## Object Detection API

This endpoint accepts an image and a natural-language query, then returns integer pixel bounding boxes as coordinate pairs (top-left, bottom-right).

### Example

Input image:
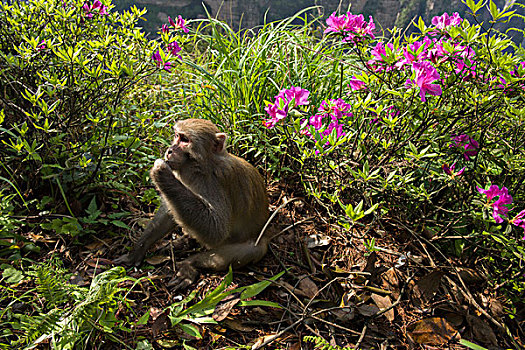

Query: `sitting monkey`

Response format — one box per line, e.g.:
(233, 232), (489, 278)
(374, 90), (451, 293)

(115, 119), (270, 289)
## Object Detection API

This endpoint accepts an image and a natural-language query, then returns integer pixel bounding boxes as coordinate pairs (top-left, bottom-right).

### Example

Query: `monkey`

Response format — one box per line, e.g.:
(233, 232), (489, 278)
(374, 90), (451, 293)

(114, 119), (270, 290)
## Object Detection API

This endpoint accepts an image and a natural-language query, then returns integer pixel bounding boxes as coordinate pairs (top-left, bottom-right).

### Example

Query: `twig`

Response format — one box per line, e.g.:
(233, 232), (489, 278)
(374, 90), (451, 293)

(255, 197), (301, 246)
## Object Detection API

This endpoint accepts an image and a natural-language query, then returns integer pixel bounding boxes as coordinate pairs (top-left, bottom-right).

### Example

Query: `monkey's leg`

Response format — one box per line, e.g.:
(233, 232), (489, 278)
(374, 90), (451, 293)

(168, 240), (268, 290)
(114, 202), (175, 266)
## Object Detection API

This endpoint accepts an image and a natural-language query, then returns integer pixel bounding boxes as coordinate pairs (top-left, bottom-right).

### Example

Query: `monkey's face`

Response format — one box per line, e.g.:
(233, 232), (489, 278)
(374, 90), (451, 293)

(164, 130), (191, 170)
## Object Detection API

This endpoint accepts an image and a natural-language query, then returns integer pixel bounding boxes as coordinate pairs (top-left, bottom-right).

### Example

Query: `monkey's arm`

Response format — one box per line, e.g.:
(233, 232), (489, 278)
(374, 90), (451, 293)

(150, 159), (230, 244)
(114, 201), (175, 266)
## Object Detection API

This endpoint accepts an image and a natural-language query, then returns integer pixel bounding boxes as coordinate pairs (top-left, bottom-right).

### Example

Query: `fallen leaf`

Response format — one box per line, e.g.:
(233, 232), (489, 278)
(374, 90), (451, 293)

(85, 241), (105, 250)
(488, 298), (506, 318)
(356, 304), (380, 317)
(213, 293), (241, 321)
(306, 233), (332, 248)
(408, 317), (459, 345)
(466, 315), (498, 346)
(371, 293), (394, 322)
(457, 267), (486, 284)
(298, 276), (318, 299)
(411, 270), (444, 307)
(145, 255), (171, 265)
(223, 319), (254, 332)
(251, 333), (291, 349)
(151, 309), (170, 337)
(332, 307), (355, 323)
(27, 233), (56, 243)
(86, 258), (113, 268)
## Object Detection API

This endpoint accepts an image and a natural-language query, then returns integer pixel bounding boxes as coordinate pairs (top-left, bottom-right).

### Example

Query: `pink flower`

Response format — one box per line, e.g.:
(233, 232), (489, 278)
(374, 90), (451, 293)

(168, 15), (189, 33)
(367, 42), (398, 71)
(83, 0), (108, 18)
(168, 41), (182, 58)
(349, 76), (366, 90)
(432, 12), (462, 30)
(301, 99), (351, 142)
(442, 162), (465, 178)
(510, 209), (525, 239)
(406, 61), (442, 102)
(325, 12), (351, 33)
(450, 134), (479, 160)
(399, 40), (428, 67)
(161, 24), (169, 33)
(277, 86), (310, 108)
(325, 12), (375, 43)
(152, 50), (172, 71)
(263, 86), (310, 128)
(477, 185), (513, 223)
(37, 40), (46, 51)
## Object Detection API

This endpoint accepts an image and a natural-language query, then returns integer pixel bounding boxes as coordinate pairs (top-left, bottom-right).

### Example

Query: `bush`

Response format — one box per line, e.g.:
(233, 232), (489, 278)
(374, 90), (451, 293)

(256, 5), (525, 303)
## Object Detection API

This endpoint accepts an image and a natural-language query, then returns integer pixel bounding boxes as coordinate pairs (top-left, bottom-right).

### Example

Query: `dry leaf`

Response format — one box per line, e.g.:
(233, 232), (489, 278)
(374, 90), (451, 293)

(466, 315), (498, 346)
(371, 293), (394, 322)
(213, 293), (241, 321)
(86, 258), (113, 268)
(151, 309), (170, 337)
(356, 304), (380, 317)
(145, 255), (171, 265)
(306, 234), (332, 248)
(408, 317), (459, 345)
(223, 319), (254, 332)
(298, 277), (318, 299)
(411, 270), (444, 306)
(457, 267), (486, 284)
(488, 298), (506, 318)
(332, 307), (355, 323)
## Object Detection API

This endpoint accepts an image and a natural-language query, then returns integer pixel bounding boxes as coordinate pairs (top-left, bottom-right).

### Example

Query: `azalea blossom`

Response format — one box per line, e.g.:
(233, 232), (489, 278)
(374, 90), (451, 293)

(152, 50), (172, 72)
(325, 12), (375, 43)
(349, 76), (366, 90)
(431, 12), (462, 31)
(477, 185), (513, 223)
(82, 0), (108, 18)
(301, 99), (351, 143)
(264, 86), (310, 128)
(442, 162), (465, 178)
(399, 40), (428, 67)
(406, 61), (442, 102)
(510, 209), (525, 239)
(168, 15), (189, 33)
(168, 41), (182, 58)
(450, 134), (479, 160)
(37, 40), (46, 51)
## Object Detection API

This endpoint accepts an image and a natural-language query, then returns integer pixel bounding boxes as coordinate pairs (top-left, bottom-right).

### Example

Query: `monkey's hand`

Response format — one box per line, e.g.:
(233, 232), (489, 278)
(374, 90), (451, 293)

(113, 251), (143, 267)
(151, 159), (172, 177)
(167, 260), (199, 291)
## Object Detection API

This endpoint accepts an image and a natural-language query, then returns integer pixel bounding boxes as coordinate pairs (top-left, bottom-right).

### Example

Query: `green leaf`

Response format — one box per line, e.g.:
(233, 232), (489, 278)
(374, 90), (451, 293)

(179, 323), (202, 339)
(240, 270), (285, 300)
(459, 339), (489, 350)
(238, 300), (281, 308)
(136, 311), (150, 326)
(2, 266), (24, 284)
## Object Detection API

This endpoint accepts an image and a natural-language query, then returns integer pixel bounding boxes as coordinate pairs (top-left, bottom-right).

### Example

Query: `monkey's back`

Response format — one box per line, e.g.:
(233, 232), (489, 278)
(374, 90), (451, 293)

(219, 154), (269, 243)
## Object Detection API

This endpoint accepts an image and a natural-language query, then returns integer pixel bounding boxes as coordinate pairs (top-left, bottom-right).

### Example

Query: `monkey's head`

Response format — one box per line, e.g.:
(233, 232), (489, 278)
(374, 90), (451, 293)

(165, 119), (228, 170)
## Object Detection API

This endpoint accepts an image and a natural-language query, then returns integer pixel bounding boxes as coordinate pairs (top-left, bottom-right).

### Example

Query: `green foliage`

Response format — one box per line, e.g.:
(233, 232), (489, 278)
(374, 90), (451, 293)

(303, 335), (350, 350)
(0, 0), (174, 228)
(167, 267), (283, 339)
(186, 2), (525, 307)
(1, 259), (132, 349)
(185, 10), (346, 172)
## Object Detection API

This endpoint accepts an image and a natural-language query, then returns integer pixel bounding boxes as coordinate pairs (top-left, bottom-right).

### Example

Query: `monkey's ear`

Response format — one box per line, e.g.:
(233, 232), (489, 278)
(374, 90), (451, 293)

(214, 133), (228, 153)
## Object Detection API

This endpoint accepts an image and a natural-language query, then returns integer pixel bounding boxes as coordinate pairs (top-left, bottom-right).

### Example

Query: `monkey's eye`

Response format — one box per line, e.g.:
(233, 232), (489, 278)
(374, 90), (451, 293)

(179, 134), (189, 143)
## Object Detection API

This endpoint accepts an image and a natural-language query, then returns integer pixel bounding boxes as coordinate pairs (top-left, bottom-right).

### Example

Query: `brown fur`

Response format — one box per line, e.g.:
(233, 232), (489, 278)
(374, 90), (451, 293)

(115, 119), (269, 289)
